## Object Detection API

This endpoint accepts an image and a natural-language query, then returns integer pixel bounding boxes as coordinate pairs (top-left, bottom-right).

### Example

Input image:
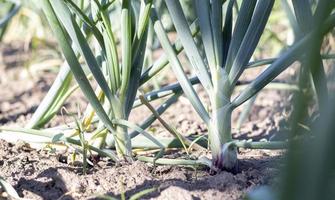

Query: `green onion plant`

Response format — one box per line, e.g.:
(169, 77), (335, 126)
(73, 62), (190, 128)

(37, 0), (159, 160)
(151, 0), (335, 171)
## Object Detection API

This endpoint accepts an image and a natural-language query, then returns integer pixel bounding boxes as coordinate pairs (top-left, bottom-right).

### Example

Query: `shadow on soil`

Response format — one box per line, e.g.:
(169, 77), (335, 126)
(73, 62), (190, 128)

(98, 155), (283, 200)
(15, 167), (75, 200)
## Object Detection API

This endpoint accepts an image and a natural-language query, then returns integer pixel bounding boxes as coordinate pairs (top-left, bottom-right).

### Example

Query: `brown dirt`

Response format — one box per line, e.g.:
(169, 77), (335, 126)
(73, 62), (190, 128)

(0, 139), (282, 200)
(0, 43), (288, 199)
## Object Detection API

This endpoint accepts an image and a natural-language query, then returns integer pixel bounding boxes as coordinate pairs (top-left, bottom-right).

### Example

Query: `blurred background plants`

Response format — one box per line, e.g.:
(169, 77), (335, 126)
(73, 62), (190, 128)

(247, 0), (335, 199)
(0, 0), (63, 78)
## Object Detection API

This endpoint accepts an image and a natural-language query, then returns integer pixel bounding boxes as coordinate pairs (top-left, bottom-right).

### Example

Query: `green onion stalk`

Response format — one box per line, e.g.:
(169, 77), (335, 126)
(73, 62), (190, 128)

(209, 68), (236, 170)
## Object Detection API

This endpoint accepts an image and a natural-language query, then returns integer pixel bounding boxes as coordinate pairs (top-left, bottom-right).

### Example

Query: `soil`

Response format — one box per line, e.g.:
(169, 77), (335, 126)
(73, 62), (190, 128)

(0, 140), (282, 200)
(0, 43), (288, 200)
